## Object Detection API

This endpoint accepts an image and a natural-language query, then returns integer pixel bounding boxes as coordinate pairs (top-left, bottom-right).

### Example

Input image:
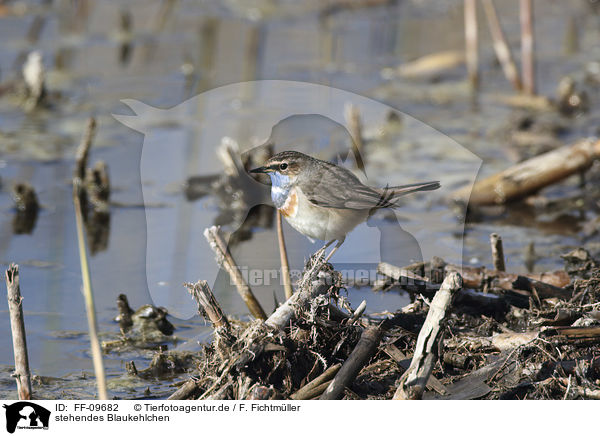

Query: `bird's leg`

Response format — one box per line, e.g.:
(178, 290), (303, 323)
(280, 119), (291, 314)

(324, 237), (345, 262)
(310, 239), (336, 264)
(311, 239), (336, 261)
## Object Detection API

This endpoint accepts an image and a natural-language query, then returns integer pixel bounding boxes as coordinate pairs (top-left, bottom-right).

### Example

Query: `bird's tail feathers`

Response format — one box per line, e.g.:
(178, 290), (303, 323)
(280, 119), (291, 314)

(376, 181), (440, 208)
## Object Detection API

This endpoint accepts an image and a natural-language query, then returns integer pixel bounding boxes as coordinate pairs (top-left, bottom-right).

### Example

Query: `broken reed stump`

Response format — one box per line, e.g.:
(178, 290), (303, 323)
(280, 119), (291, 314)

(490, 233), (506, 272)
(320, 325), (383, 400)
(344, 103), (366, 172)
(22, 51), (46, 111)
(291, 363), (341, 400)
(5, 264), (33, 400)
(204, 225), (267, 320)
(464, 0), (479, 89)
(452, 138), (600, 206)
(74, 117), (97, 182)
(520, 0), (535, 95)
(482, 0), (522, 91)
(116, 294), (134, 331)
(394, 271), (463, 400)
(185, 280), (230, 331)
(11, 183), (39, 235)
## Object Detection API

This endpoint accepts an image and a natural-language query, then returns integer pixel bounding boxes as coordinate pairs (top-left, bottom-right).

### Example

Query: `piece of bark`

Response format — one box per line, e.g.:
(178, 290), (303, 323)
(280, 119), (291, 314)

(452, 138), (600, 205)
(291, 364), (341, 400)
(5, 264), (32, 400)
(320, 325), (383, 400)
(204, 226), (267, 320)
(393, 272), (462, 400)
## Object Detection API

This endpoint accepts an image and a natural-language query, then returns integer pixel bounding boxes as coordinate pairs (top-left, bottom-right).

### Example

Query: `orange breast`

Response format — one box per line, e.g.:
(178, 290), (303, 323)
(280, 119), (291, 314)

(279, 189), (298, 218)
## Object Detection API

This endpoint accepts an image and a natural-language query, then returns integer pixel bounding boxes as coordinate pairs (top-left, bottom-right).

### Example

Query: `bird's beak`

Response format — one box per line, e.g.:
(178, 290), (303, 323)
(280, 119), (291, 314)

(249, 166), (270, 174)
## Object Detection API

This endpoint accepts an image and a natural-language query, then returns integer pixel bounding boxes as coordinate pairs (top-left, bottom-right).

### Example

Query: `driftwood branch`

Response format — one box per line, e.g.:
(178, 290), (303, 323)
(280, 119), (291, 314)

(5, 264), (32, 400)
(453, 138), (600, 205)
(204, 226), (267, 320)
(320, 325), (383, 400)
(394, 272), (462, 400)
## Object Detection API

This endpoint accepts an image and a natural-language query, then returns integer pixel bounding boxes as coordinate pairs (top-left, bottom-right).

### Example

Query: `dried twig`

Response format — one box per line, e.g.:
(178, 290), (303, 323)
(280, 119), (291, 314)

(204, 226), (267, 320)
(276, 211), (294, 300)
(73, 185), (108, 400)
(5, 265), (32, 400)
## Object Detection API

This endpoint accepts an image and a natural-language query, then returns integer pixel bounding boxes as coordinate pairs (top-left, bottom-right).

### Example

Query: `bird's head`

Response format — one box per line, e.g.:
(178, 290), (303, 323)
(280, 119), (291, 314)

(249, 151), (309, 188)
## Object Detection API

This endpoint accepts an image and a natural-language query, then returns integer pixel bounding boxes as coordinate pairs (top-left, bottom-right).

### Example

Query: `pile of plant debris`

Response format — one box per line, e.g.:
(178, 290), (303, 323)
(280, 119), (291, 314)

(111, 242), (598, 401)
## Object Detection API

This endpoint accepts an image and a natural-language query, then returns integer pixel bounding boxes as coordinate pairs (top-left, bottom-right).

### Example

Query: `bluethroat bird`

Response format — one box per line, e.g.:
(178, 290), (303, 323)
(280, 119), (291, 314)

(250, 151), (440, 261)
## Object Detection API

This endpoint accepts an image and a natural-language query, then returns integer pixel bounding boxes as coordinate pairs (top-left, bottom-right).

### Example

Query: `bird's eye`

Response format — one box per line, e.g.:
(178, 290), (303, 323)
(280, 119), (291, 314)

(279, 163), (288, 171)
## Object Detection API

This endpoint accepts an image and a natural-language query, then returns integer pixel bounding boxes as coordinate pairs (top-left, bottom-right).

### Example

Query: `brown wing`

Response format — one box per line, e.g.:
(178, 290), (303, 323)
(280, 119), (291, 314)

(300, 161), (439, 210)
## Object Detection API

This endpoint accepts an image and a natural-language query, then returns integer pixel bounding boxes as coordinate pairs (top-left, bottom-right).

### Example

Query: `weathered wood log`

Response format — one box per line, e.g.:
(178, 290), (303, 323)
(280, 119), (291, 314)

(168, 379), (200, 400)
(490, 233), (506, 272)
(389, 50), (465, 79)
(393, 272), (462, 400)
(5, 264), (32, 400)
(291, 363), (341, 400)
(512, 275), (571, 300)
(452, 138), (600, 205)
(444, 263), (570, 290)
(204, 226), (267, 320)
(320, 325), (383, 400)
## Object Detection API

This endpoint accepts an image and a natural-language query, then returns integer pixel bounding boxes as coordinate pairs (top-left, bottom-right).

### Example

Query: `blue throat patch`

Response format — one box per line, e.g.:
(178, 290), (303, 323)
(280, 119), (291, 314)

(269, 172), (292, 209)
